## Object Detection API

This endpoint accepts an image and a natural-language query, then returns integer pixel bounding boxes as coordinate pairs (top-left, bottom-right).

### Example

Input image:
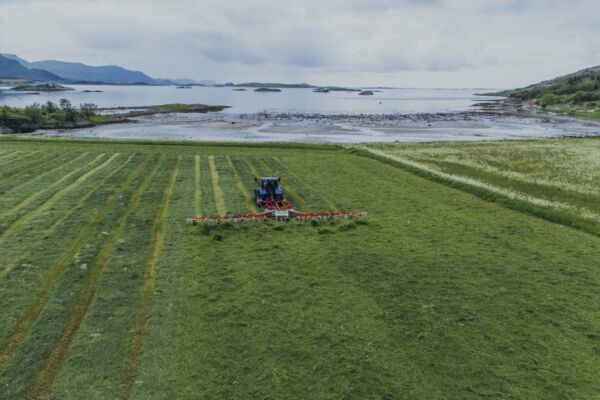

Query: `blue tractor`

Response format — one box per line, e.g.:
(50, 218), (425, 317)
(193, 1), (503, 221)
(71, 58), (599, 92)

(253, 176), (285, 208)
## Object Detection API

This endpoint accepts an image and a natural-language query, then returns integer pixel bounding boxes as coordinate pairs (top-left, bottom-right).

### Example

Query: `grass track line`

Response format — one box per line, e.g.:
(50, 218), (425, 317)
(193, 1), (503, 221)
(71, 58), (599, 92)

(0, 154), (138, 282)
(0, 259), (18, 281)
(0, 151), (40, 169)
(0, 153), (121, 243)
(0, 150), (21, 162)
(253, 157), (311, 210)
(226, 156), (258, 212)
(120, 157), (181, 399)
(1, 153), (87, 197)
(0, 153), (105, 219)
(27, 158), (165, 400)
(0, 152), (58, 183)
(0, 157), (151, 373)
(194, 155), (201, 215)
(43, 153), (137, 237)
(271, 156), (337, 209)
(208, 155), (227, 215)
(0, 151), (26, 167)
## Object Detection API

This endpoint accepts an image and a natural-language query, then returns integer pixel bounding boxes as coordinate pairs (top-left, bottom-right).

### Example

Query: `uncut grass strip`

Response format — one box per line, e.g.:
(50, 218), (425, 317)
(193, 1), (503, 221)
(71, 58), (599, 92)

(200, 156), (216, 215)
(228, 156), (258, 212)
(120, 157), (181, 399)
(0, 151), (40, 169)
(251, 156), (312, 211)
(270, 156), (338, 210)
(26, 158), (165, 400)
(214, 156), (248, 213)
(208, 155), (227, 215)
(0, 153), (106, 219)
(357, 146), (600, 236)
(0, 156), (152, 373)
(0, 152), (59, 182)
(43, 153), (138, 237)
(0, 153), (140, 283)
(0, 153), (121, 243)
(194, 154), (202, 215)
(0, 152), (88, 197)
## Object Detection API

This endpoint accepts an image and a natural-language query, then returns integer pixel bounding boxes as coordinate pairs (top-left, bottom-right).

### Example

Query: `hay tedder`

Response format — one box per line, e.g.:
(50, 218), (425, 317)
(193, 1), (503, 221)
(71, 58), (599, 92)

(187, 176), (367, 224)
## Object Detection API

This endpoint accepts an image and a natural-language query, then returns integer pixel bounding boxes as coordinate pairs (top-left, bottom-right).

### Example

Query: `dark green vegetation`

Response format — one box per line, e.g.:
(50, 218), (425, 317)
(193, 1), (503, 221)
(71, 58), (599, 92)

(10, 84), (73, 92)
(490, 65), (600, 120)
(0, 137), (598, 399)
(0, 101), (106, 133)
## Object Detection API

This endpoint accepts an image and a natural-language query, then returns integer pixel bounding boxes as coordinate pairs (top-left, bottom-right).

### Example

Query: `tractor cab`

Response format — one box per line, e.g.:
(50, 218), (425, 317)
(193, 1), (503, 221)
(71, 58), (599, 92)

(254, 176), (286, 208)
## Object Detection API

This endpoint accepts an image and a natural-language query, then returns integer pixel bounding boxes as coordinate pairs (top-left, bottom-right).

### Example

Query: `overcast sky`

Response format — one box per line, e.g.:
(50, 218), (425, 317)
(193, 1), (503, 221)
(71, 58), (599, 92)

(1, 0), (599, 88)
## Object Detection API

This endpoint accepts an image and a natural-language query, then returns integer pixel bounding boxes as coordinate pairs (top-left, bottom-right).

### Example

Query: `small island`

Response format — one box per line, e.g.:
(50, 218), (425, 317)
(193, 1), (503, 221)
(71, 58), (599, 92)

(254, 87), (282, 92)
(10, 83), (74, 92)
(358, 90), (374, 96)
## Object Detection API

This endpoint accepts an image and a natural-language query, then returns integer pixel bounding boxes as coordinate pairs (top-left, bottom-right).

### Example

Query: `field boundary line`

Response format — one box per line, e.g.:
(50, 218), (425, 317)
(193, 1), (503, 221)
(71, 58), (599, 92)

(226, 156), (258, 212)
(354, 146), (600, 236)
(1, 153), (87, 197)
(0, 153), (106, 219)
(0, 156), (152, 373)
(208, 155), (227, 215)
(271, 156), (337, 209)
(0, 153), (121, 243)
(120, 157), (180, 399)
(27, 157), (165, 400)
(194, 155), (201, 215)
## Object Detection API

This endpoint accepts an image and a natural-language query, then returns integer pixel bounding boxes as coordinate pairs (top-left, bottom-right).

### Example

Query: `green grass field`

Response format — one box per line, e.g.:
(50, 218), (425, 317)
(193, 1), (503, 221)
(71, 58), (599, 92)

(0, 137), (598, 399)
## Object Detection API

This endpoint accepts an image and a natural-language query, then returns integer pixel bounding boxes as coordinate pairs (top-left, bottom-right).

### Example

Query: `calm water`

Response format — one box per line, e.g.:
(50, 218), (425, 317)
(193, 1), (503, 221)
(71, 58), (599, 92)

(0, 85), (498, 115)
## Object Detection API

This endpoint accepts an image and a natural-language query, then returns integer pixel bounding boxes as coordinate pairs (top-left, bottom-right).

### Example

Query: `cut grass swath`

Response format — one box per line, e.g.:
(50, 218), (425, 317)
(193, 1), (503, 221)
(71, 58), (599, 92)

(27, 157), (165, 400)
(0, 152), (87, 197)
(0, 153), (121, 243)
(194, 155), (202, 216)
(0, 153), (106, 219)
(120, 157), (181, 399)
(208, 155), (226, 215)
(226, 156), (257, 212)
(0, 156), (152, 373)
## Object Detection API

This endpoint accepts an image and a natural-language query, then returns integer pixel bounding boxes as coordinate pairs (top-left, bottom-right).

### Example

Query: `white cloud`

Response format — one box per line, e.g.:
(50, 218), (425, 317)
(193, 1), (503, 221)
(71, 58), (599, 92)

(0, 0), (599, 87)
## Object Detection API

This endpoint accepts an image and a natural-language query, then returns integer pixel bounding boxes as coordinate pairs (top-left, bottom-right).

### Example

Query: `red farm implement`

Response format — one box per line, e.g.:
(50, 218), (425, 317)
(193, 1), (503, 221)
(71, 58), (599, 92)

(187, 176), (367, 224)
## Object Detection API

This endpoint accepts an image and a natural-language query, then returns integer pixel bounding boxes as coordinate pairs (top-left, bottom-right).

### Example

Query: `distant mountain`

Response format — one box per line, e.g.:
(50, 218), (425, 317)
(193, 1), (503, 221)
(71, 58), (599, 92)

(0, 54), (63, 81)
(29, 60), (157, 84)
(0, 53), (31, 67)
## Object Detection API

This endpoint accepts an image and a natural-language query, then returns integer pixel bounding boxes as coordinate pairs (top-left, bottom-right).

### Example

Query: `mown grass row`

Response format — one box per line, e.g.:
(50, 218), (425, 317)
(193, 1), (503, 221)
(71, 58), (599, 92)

(0, 150), (303, 398)
(0, 140), (598, 399)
